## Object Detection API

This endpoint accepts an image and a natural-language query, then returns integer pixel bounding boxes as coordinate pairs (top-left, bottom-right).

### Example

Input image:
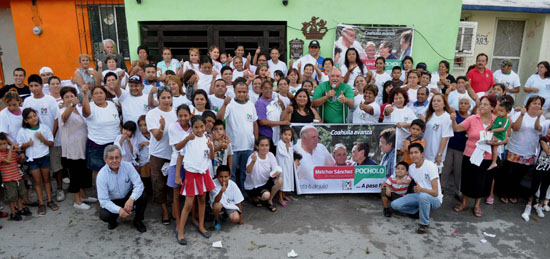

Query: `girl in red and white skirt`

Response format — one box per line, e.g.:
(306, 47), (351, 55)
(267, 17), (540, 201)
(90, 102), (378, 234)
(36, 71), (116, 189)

(175, 115), (215, 245)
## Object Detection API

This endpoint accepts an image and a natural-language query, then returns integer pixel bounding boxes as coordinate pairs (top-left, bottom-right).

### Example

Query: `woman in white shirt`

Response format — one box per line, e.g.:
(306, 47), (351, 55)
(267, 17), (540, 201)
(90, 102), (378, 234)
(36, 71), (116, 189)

(59, 87), (95, 210)
(82, 84), (120, 179)
(501, 96), (545, 204)
(145, 88), (178, 224)
(368, 57), (392, 105)
(100, 55), (128, 88)
(446, 76), (476, 114)
(383, 87), (417, 150)
(341, 48), (366, 86)
(403, 70), (420, 104)
(423, 94), (454, 165)
(353, 84), (380, 124)
(524, 61), (550, 111)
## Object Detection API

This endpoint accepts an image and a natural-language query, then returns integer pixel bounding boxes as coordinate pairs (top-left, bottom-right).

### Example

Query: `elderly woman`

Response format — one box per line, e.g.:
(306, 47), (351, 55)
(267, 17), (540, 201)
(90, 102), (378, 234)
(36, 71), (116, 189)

(95, 39), (127, 71)
(500, 96), (544, 204)
(72, 54), (102, 101)
(281, 88), (321, 123)
(59, 86), (96, 209)
(451, 95), (497, 217)
(441, 97), (471, 200)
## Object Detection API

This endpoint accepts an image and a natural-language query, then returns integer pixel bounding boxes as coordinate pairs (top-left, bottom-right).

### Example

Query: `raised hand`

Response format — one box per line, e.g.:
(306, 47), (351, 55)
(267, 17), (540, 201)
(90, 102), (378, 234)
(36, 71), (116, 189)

(338, 91), (346, 103)
(159, 115), (165, 128)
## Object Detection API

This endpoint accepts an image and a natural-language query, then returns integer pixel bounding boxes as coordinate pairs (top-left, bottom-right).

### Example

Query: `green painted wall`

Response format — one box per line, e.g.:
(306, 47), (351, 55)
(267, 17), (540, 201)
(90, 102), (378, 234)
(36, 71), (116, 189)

(124, 0), (462, 72)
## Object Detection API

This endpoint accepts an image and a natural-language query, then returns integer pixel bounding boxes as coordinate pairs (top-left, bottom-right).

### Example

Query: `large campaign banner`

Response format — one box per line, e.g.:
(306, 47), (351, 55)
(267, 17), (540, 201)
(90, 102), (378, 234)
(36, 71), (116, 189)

(333, 25), (414, 71)
(292, 123), (396, 194)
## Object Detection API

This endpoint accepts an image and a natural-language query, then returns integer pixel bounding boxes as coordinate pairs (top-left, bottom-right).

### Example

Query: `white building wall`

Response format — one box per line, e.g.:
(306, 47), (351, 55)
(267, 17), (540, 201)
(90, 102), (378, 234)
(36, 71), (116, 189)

(0, 8), (21, 85)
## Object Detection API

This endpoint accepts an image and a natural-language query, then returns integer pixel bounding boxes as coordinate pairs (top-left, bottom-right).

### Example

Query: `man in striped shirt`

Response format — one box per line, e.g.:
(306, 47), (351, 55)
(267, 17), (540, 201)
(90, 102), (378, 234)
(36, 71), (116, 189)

(381, 161), (411, 217)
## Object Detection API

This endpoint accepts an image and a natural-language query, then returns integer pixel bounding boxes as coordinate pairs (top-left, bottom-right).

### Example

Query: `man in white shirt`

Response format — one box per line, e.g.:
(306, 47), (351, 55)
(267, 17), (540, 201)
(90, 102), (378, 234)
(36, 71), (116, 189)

(293, 40), (324, 74)
(493, 60), (521, 99)
(116, 75), (149, 123)
(391, 143), (442, 234)
(294, 125), (335, 181)
(217, 78), (259, 193)
(334, 26), (366, 66)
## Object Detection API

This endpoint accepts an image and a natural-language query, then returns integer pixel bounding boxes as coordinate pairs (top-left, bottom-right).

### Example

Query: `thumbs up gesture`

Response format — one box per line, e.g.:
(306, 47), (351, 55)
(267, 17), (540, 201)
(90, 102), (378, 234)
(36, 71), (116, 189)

(338, 91), (346, 103)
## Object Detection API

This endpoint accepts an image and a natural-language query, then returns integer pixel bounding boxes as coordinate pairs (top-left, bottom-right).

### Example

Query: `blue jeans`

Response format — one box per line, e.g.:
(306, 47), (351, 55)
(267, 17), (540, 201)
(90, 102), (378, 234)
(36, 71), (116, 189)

(231, 150), (253, 194)
(391, 192), (441, 225)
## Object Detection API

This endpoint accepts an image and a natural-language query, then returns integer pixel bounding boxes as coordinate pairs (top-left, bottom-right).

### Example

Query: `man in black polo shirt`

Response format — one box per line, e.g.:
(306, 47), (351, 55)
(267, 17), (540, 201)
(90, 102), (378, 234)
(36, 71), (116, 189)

(0, 68), (31, 100)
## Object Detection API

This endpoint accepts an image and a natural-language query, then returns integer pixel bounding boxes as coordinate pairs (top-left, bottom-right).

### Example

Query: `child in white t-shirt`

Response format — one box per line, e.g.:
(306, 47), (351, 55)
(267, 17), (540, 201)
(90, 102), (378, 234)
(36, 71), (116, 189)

(175, 115), (215, 244)
(114, 121), (139, 166)
(136, 115), (152, 195)
(210, 165), (244, 230)
(17, 108), (57, 215)
(276, 126), (294, 207)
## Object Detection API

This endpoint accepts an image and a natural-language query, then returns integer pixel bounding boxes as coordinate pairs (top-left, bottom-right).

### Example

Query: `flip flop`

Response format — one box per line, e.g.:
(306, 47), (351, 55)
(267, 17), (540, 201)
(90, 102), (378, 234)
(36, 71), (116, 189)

(473, 207), (483, 217)
(453, 203), (469, 212)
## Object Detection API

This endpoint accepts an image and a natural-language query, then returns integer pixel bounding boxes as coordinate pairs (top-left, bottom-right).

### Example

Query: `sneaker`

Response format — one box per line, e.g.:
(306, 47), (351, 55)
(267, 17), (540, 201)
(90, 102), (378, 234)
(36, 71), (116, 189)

(74, 202), (91, 210)
(56, 189), (65, 202)
(416, 224), (429, 234)
(522, 205), (531, 222)
(81, 197), (98, 203)
(213, 220), (222, 230)
(383, 208), (392, 217)
(10, 213), (22, 221)
(63, 177), (71, 184)
(544, 204), (550, 212)
(536, 205), (545, 218)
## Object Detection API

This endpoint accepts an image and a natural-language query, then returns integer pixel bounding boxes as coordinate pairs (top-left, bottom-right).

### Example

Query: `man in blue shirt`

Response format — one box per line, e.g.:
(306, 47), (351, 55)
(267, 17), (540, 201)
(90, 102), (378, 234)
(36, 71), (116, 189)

(97, 145), (148, 232)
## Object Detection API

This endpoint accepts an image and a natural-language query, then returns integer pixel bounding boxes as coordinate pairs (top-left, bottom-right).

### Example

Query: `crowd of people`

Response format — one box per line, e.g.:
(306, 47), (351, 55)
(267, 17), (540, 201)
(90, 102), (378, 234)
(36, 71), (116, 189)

(1, 37), (550, 241)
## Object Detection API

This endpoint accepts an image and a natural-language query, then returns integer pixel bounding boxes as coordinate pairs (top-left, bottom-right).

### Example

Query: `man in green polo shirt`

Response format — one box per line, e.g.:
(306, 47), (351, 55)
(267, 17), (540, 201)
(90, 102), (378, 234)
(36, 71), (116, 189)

(312, 68), (354, 123)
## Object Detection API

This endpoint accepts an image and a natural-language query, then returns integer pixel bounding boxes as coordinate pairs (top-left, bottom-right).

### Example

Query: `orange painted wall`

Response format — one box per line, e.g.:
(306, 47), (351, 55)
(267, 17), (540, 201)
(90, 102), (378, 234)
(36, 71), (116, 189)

(10, 0), (85, 80)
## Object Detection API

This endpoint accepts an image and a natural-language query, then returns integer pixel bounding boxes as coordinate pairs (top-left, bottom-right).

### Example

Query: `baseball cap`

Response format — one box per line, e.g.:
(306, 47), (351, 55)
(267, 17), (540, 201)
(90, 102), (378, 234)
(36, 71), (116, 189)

(309, 40), (320, 48)
(128, 75), (142, 83)
(500, 59), (513, 67)
(39, 67), (53, 75)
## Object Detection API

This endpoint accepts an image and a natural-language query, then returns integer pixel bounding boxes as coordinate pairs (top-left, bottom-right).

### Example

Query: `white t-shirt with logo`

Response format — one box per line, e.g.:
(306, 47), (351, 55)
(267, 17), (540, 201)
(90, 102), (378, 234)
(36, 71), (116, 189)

(181, 135), (211, 174)
(118, 91), (149, 123)
(244, 152), (278, 190)
(409, 160), (443, 203)
(224, 99), (257, 151)
(373, 72), (392, 104)
(208, 94), (225, 113)
(173, 95), (193, 109)
(86, 101), (120, 145)
(340, 65), (366, 86)
(423, 112), (454, 163)
(508, 112), (544, 157)
(23, 94), (59, 132)
(146, 107), (177, 159)
(197, 71), (214, 93)
(352, 99), (380, 124)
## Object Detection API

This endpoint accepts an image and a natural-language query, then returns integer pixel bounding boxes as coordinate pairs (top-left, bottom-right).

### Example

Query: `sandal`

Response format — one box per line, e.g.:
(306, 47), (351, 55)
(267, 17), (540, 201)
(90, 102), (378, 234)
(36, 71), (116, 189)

(47, 201), (59, 211)
(38, 205), (46, 215)
(283, 196), (292, 202)
(453, 203), (469, 212)
(278, 200), (288, 207)
(500, 197), (509, 204)
(473, 207), (483, 217)
(509, 198), (517, 204)
(251, 199), (263, 207)
(265, 202), (277, 212)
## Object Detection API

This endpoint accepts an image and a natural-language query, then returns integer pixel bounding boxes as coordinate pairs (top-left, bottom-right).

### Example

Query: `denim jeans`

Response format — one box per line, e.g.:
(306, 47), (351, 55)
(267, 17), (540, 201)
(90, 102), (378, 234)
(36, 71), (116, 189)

(391, 192), (441, 225)
(231, 150), (253, 194)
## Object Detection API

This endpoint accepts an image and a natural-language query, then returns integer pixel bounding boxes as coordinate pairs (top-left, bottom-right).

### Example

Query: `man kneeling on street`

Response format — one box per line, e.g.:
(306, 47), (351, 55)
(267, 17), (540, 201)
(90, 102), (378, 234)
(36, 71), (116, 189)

(97, 145), (148, 232)
(391, 143), (442, 234)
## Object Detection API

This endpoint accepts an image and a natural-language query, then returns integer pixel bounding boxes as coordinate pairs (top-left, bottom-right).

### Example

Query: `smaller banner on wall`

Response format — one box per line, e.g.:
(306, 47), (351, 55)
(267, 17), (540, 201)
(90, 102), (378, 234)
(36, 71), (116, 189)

(333, 25), (414, 71)
(292, 123), (396, 194)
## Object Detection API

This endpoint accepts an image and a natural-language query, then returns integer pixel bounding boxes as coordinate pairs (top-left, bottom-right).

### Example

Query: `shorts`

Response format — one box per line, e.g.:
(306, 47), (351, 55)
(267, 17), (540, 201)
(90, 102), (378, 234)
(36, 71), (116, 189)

(223, 208), (241, 216)
(381, 187), (403, 201)
(86, 139), (111, 171)
(28, 155), (51, 171)
(246, 177), (276, 198)
(49, 146), (63, 173)
(167, 164), (185, 188)
(3, 180), (28, 202)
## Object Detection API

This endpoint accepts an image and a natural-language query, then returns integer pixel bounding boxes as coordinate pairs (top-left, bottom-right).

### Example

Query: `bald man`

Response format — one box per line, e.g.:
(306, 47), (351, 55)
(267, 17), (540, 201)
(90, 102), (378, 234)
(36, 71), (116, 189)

(312, 68), (354, 123)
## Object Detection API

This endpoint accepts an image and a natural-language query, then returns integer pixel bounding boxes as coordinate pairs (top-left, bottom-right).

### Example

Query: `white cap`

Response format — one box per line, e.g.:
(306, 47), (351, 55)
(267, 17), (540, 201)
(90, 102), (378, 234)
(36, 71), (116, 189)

(39, 67), (53, 75)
